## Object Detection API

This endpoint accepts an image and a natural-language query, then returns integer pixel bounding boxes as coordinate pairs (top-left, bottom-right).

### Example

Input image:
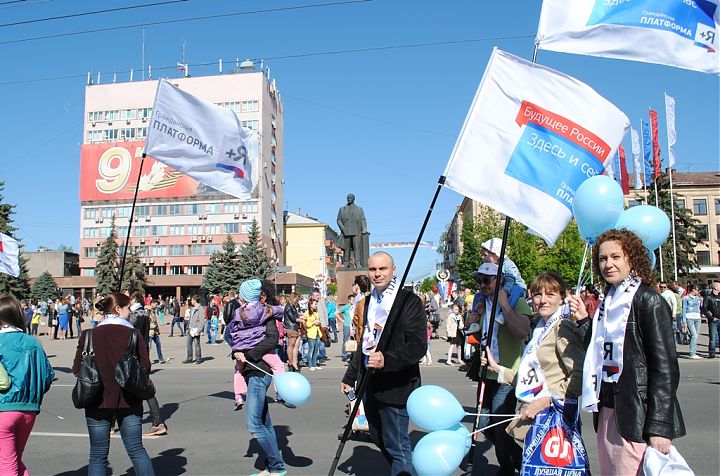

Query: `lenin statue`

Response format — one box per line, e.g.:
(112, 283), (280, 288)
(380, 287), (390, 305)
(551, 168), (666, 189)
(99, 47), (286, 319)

(336, 194), (369, 268)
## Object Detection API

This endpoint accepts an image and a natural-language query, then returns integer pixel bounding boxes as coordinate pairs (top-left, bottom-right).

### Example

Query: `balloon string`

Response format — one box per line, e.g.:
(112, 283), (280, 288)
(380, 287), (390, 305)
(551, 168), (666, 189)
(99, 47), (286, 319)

(575, 242), (590, 295)
(245, 360), (273, 377)
(468, 416), (521, 437)
(465, 413), (519, 417)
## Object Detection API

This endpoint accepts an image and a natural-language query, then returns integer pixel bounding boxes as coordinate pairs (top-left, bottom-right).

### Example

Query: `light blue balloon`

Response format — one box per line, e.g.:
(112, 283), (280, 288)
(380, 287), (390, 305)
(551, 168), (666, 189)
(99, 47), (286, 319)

(412, 430), (466, 476)
(614, 205), (671, 250)
(647, 248), (657, 270)
(407, 385), (465, 431)
(274, 372), (311, 406)
(572, 175), (625, 244)
(445, 423), (471, 455)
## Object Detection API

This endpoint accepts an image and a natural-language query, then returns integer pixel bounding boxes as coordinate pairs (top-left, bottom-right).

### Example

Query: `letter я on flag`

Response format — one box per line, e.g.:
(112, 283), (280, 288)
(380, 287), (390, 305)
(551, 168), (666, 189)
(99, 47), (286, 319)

(144, 79), (257, 199)
(0, 232), (20, 278)
(442, 48), (629, 246)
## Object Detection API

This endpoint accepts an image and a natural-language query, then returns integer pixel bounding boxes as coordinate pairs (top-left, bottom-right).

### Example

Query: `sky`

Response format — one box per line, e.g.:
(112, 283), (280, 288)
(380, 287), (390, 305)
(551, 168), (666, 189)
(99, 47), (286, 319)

(1, 0), (718, 283)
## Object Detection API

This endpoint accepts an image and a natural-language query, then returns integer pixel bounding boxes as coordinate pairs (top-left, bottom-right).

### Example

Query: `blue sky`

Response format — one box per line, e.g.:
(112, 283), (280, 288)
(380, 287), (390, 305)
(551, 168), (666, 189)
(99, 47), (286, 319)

(1, 0), (718, 282)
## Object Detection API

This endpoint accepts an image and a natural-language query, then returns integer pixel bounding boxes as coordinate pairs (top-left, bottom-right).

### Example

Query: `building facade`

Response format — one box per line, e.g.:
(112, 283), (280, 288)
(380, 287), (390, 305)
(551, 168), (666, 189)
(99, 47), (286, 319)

(283, 211), (343, 287)
(77, 69), (283, 298)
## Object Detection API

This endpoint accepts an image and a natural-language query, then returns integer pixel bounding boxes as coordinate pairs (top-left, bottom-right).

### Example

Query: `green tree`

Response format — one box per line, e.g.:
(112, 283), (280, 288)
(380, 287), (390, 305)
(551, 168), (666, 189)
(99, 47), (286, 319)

(95, 217), (118, 295)
(203, 235), (244, 294)
(31, 271), (58, 300)
(202, 250), (225, 294)
(419, 276), (435, 293)
(237, 219), (275, 282)
(457, 211), (484, 286)
(120, 245), (147, 294)
(0, 181), (31, 298)
(56, 244), (75, 253)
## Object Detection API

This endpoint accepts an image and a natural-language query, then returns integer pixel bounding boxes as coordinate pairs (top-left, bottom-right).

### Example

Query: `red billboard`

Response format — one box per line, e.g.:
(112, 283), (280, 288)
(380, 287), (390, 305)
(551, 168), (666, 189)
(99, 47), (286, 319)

(79, 141), (202, 201)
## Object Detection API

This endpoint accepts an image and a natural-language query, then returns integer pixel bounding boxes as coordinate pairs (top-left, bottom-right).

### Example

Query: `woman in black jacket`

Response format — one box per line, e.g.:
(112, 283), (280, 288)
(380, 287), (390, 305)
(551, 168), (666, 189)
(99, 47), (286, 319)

(569, 229), (685, 476)
(283, 292), (301, 372)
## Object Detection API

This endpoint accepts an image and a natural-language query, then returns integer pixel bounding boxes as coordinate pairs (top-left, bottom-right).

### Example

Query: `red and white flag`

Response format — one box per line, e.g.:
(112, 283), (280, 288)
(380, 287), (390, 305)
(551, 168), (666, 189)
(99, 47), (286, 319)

(0, 233), (20, 278)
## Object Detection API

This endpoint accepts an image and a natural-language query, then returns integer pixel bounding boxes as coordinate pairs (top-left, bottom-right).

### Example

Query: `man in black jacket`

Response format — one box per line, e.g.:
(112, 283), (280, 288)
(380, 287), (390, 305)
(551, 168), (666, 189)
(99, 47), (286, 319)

(704, 281), (720, 359)
(341, 251), (426, 476)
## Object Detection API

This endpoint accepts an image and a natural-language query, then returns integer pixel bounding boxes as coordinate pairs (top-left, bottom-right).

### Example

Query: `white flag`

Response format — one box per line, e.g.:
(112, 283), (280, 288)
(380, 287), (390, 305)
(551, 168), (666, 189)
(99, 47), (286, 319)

(0, 233), (20, 278)
(144, 79), (257, 199)
(665, 93), (677, 167)
(536, 0), (720, 75)
(631, 127), (642, 190)
(442, 49), (629, 246)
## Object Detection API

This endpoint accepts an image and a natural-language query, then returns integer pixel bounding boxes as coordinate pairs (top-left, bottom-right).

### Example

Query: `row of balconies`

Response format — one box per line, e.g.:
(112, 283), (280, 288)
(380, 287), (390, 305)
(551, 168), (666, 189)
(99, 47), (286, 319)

(91, 213), (249, 224)
(91, 235), (215, 246)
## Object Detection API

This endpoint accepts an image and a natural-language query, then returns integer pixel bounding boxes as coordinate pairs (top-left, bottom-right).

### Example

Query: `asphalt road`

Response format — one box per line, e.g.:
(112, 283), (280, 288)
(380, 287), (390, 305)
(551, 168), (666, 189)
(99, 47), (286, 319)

(22, 322), (720, 476)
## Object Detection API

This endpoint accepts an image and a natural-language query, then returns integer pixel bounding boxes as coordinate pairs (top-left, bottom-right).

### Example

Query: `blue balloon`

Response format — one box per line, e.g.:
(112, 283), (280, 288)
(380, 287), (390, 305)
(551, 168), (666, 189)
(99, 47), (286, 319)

(647, 248), (657, 270)
(446, 423), (471, 455)
(274, 372), (311, 406)
(407, 385), (465, 431)
(412, 430), (466, 476)
(573, 175), (625, 244)
(614, 205), (671, 250)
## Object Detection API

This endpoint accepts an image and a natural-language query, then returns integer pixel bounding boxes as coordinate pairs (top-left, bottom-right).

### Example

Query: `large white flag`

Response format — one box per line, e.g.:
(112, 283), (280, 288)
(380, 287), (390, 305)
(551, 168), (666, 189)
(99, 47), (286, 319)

(665, 93), (677, 167)
(442, 49), (629, 246)
(144, 79), (257, 199)
(631, 127), (643, 190)
(0, 233), (20, 278)
(536, 0), (720, 75)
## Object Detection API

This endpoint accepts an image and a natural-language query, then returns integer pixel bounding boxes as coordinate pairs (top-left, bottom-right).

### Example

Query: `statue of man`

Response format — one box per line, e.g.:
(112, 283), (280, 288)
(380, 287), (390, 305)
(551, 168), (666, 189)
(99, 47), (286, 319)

(336, 194), (369, 268)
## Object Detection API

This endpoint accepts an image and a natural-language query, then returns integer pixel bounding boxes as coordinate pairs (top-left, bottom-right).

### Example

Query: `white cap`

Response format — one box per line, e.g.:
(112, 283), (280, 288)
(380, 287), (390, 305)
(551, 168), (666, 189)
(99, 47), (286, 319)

(481, 238), (503, 257)
(472, 262), (499, 277)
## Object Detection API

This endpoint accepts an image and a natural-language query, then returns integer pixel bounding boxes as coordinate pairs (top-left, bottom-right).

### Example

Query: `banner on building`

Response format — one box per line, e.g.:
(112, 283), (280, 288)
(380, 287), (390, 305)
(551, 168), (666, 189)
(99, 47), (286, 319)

(0, 233), (20, 278)
(536, 0), (720, 75)
(144, 79), (259, 200)
(442, 48), (629, 246)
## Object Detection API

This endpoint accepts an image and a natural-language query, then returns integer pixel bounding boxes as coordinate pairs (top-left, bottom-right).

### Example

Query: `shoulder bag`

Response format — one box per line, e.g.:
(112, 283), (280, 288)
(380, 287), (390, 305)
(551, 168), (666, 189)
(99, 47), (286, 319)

(115, 330), (156, 401)
(72, 330), (104, 408)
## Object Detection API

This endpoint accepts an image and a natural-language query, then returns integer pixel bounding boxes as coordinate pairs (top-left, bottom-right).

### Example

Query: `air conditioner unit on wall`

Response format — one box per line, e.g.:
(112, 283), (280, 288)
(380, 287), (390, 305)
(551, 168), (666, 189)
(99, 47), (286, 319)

(200, 236), (206, 242)
(206, 236), (212, 242)
(139, 238), (145, 244)
(191, 236), (197, 242)
(155, 237), (160, 243)
(145, 216), (151, 222)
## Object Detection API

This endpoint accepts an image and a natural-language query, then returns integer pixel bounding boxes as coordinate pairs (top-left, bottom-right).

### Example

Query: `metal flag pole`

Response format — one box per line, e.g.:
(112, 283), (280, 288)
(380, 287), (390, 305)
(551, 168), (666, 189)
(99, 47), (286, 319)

(328, 176), (446, 476)
(117, 153), (146, 291)
(668, 164), (678, 282)
(653, 175), (665, 281)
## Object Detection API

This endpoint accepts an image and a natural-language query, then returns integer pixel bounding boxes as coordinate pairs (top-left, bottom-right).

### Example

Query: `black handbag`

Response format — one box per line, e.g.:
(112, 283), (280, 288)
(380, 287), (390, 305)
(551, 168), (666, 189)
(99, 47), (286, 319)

(114, 330), (155, 401)
(72, 330), (103, 409)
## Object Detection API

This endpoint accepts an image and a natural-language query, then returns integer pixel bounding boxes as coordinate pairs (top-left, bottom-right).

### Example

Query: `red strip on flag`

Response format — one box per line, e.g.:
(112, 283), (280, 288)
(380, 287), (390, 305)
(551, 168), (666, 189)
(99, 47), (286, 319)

(618, 145), (630, 194)
(649, 109), (661, 178)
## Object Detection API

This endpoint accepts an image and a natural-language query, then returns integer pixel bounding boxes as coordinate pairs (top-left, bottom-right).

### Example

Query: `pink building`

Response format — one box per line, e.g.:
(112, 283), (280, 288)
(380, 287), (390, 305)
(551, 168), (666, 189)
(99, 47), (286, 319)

(75, 69), (284, 298)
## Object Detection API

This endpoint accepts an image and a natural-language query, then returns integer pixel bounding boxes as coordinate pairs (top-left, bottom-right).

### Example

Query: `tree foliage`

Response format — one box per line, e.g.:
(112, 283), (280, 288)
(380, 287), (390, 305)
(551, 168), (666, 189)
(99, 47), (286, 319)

(0, 181), (31, 298)
(419, 276), (436, 293)
(120, 245), (147, 294)
(202, 235), (243, 295)
(456, 211), (484, 286)
(95, 217), (119, 295)
(31, 271), (58, 301)
(237, 218), (275, 282)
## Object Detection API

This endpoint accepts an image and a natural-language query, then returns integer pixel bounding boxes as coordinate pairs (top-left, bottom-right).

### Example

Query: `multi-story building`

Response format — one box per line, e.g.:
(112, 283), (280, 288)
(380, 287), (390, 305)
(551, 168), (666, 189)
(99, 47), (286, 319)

(77, 68), (283, 298)
(283, 211), (343, 288)
(626, 171), (720, 283)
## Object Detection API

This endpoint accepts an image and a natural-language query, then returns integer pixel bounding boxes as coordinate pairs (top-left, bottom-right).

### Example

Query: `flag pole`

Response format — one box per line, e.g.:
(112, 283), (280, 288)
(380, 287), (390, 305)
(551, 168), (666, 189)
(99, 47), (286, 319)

(668, 165), (678, 282)
(653, 178), (665, 281)
(117, 153), (146, 291)
(328, 176), (446, 476)
(641, 120), (648, 205)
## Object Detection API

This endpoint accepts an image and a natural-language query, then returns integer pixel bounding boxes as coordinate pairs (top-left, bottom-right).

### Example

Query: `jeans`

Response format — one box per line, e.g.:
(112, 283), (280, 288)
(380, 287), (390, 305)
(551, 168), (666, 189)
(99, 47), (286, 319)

(205, 320), (213, 342)
(300, 336), (308, 364)
(85, 410), (155, 476)
(687, 318), (701, 356)
(146, 395), (163, 426)
(363, 396), (415, 476)
(708, 319), (719, 357)
(245, 374), (285, 473)
(478, 380), (522, 475)
(341, 325), (351, 359)
(149, 334), (164, 361)
(328, 318), (338, 341)
(307, 336), (320, 368)
(209, 326), (218, 344)
(186, 334), (201, 362)
(75, 317), (83, 338)
(0, 411), (36, 476)
(170, 317), (183, 336)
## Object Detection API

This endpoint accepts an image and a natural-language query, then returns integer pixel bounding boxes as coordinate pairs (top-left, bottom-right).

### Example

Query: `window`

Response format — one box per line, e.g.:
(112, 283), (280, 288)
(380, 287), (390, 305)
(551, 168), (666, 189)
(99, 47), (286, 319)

(205, 203), (220, 214)
(187, 265), (204, 275)
(187, 224), (202, 236)
(120, 128), (135, 140)
(117, 206), (131, 218)
(241, 100), (259, 112)
(83, 247), (98, 258)
(151, 245), (165, 257)
(152, 225), (167, 236)
(693, 198), (707, 215)
(100, 227), (112, 238)
(205, 244), (221, 255)
(169, 245), (184, 256)
(118, 226), (128, 237)
(225, 223), (239, 234)
(628, 199), (642, 208)
(102, 208), (115, 218)
(84, 208), (98, 219)
(674, 198), (685, 210)
(151, 266), (166, 276)
(169, 266), (184, 275)
(187, 244), (202, 255)
(103, 129), (118, 141)
(169, 225), (184, 236)
(121, 109), (137, 120)
(135, 206), (149, 217)
(242, 202), (258, 213)
(83, 269), (96, 277)
(134, 226), (149, 237)
(169, 204), (183, 215)
(241, 223), (251, 233)
(241, 120), (259, 131)
(139, 107), (152, 119)
(696, 225), (709, 241)
(696, 250), (711, 266)
(188, 203), (204, 215)
(205, 223), (220, 235)
(154, 205), (167, 216)
(135, 246), (148, 257)
(137, 127), (148, 139)
(715, 198), (720, 215)
(105, 110), (119, 121)
(226, 203), (240, 213)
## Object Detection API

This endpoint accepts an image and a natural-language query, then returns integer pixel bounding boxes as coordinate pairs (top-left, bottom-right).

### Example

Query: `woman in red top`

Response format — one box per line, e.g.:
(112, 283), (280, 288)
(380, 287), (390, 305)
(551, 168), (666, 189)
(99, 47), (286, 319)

(72, 292), (156, 476)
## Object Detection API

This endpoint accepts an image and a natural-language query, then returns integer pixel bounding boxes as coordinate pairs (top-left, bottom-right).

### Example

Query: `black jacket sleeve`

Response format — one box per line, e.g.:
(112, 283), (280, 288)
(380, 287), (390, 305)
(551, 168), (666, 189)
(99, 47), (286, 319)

(243, 319), (278, 363)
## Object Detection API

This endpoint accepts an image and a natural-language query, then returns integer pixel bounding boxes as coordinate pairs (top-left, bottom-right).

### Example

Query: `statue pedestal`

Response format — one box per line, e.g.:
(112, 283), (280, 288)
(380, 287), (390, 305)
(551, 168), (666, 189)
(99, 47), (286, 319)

(336, 269), (367, 301)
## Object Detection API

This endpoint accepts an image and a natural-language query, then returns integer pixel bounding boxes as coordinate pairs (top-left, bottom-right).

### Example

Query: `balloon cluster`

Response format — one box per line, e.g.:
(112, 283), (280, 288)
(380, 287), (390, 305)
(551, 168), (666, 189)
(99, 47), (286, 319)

(408, 386), (470, 476)
(572, 175), (670, 269)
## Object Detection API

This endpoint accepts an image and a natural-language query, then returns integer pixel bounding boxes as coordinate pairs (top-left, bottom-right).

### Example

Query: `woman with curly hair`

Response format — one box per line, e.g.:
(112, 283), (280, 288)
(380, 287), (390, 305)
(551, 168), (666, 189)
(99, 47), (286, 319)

(569, 229), (685, 476)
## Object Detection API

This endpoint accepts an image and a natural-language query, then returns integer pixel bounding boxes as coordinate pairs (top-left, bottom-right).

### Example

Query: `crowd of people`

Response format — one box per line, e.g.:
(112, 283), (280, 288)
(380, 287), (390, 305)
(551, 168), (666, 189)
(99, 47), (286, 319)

(0, 234), (717, 475)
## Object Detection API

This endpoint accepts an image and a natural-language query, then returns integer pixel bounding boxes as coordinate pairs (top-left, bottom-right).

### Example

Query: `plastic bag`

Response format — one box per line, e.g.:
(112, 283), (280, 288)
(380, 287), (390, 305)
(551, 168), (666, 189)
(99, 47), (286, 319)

(643, 446), (694, 476)
(350, 398), (369, 432)
(521, 398), (590, 476)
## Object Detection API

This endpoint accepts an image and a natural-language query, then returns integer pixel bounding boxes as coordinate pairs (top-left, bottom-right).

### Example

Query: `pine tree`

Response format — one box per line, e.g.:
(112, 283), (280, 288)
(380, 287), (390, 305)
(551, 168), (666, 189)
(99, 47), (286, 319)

(0, 181), (31, 298)
(202, 250), (225, 294)
(237, 219), (274, 282)
(95, 216), (119, 295)
(120, 246), (147, 294)
(31, 271), (59, 300)
(651, 171), (702, 280)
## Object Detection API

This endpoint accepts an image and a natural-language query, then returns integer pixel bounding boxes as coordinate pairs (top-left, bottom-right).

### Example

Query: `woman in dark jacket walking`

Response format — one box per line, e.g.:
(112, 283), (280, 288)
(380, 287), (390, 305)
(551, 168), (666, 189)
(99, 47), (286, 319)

(72, 292), (155, 476)
(283, 292), (302, 372)
(569, 229), (685, 476)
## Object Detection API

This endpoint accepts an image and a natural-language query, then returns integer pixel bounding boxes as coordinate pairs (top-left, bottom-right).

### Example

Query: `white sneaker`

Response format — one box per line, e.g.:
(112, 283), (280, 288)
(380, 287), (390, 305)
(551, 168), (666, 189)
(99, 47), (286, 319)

(689, 355), (702, 359)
